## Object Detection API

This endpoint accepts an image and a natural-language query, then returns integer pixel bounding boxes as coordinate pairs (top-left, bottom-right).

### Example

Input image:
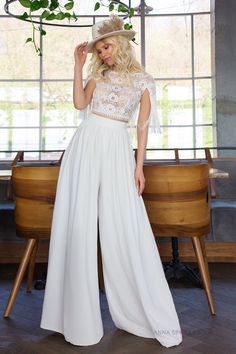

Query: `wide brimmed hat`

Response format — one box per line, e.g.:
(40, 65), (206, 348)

(87, 15), (136, 53)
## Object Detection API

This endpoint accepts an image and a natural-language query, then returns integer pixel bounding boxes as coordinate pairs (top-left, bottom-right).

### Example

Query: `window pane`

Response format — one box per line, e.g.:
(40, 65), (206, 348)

(0, 129), (10, 151)
(40, 151), (64, 160)
(129, 128), (163, 149)
(0, 19), (39, 79)
(195, 148), (214, 159)
(147, 149), (196, 159)
(156, 80), (193, 126)
(0, 82), (39, 128)
(42, 128), (76, 150)
(146, 149), (197, 159)
(79, 2), (113, 15)
(146, 16), (191, 77)
(0, 151), (64, 161)
(159, 126), (193, 148)
(195, 79), (212, 124)
(130, 17), (141, 62)
(0, 5), (5, 14)
(196, 126), (213, 147)
(0, 151), (18, 160)
(0, 128), (39, 150)
(19, 151), (64, 160)
(134, 0), (210, 14)
(194, 14), (211, 77)
(42, 82), (77, 127)
(177, 149), (195, 159)
(42, 18), (92, 80)
(145, 149), (180, 159)
(129, 126), (193, 149)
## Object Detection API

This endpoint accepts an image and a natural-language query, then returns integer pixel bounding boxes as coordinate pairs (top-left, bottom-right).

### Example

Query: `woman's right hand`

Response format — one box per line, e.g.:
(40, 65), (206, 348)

(74, 42), (88, 68)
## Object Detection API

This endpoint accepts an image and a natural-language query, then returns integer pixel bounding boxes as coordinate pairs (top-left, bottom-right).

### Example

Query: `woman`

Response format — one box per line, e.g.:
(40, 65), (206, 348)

(40, 15), (182, 348)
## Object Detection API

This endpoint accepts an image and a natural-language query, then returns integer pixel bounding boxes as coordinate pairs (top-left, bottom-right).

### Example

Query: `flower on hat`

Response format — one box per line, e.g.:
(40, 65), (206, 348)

(97, 15), (124, 36)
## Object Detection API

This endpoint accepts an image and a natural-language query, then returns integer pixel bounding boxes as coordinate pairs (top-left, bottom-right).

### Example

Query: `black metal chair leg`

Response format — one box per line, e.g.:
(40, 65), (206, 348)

(164, 237), (203, 288)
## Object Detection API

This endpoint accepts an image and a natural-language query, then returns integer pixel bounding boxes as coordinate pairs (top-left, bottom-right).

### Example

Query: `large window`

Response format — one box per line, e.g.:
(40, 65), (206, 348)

(0, 0), (212, 159)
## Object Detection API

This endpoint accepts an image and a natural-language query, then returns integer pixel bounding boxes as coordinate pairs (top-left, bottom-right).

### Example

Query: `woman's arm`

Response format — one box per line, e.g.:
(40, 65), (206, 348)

(135, 89), (151, 195)
(73, 42), (95, 109)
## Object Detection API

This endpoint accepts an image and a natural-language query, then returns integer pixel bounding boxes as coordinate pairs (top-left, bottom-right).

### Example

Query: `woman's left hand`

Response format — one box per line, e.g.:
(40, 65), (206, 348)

(134, 167), (145, 196)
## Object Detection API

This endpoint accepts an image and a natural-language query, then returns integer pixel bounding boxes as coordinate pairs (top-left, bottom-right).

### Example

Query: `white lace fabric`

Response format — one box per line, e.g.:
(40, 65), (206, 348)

(80, 70), (161, 133)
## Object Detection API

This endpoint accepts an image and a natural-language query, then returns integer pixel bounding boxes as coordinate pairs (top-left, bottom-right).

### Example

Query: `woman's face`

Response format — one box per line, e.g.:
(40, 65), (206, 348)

(95, 40), (114, 66)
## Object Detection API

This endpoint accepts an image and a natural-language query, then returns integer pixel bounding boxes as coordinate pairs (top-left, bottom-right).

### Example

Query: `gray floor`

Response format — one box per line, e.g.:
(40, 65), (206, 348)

(0, 263), (236, 354)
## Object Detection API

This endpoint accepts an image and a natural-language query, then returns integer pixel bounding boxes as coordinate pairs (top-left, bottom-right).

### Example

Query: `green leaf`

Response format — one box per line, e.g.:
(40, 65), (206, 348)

(41, 0), (49, 8)
(49, 0), (59, 11)
(40, 29), (47, 35)
(94, 2), (100, 11)
(64, 2), (74, 10)
(40, 9), (50, 19)
(118, 4), (129, 13)
(64, 12), (71, 18)
(55, 12), (66, 20)
(124, 23), (130, 30)
(17, 11), (29, 20)
(130, 8), (134, 17)
(46, 12), (56, 20)
(109, 3), (114, 11)
(18, 0), (31, 8)
(25, 37), (33, 44)
(30, 1), (42, 12)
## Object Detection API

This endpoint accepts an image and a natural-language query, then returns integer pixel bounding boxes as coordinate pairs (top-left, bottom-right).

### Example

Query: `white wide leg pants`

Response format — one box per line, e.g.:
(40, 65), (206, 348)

(40, 114), (182, 348)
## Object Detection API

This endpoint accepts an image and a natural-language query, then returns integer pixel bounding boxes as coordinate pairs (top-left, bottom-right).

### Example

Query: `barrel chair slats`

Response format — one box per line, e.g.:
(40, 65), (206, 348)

(143, 163), (216, 315)
(3, 165), (60, 318)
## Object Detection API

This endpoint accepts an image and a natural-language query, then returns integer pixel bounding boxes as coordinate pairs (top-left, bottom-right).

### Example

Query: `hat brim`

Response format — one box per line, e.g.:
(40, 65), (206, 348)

(87, 30), (136, 53)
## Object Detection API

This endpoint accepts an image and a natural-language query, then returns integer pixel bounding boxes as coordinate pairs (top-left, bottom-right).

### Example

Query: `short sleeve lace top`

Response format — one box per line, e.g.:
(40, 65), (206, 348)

(81, 70), (161, 133)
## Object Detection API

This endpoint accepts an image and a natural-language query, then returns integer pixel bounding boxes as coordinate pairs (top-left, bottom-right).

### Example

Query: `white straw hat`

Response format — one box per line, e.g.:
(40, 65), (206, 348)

(87, 16), (136, 53)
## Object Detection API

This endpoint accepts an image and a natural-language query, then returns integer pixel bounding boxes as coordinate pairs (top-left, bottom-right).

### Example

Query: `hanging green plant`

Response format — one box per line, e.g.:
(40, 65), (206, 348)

(16, 0), (78, 55)
(5, 0), (135, 56)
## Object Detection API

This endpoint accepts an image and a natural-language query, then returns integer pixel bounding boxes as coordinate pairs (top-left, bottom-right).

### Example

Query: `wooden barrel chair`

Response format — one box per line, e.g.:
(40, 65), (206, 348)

(143, 163), (216, 315)
(4, 165), (60, 317)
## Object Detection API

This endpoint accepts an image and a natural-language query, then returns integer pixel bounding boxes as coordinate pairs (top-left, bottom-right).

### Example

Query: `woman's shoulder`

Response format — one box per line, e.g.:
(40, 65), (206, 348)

(130, 70), (155, 92)
(131, 70), (154, 82)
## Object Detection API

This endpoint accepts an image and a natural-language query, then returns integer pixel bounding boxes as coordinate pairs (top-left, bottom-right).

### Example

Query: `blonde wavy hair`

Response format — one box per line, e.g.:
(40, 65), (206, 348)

(88, 35), (142, 81)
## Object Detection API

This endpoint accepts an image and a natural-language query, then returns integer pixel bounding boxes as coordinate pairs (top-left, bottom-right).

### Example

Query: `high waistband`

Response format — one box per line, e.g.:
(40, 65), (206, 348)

(82, 113), (128, 130)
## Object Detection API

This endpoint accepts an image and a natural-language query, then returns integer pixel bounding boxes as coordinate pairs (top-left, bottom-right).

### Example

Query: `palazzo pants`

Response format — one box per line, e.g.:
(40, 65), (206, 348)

(40, 113), (182, 348)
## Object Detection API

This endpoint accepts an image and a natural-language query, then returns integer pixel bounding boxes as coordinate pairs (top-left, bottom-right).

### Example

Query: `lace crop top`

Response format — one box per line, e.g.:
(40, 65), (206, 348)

(81, 70), (160, 133)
